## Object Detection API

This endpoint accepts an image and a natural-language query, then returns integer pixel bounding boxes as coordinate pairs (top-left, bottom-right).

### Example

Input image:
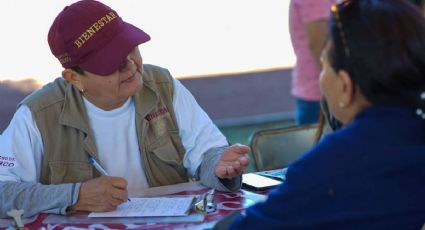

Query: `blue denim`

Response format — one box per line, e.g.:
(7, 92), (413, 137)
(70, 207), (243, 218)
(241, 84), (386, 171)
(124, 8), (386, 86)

(295, 98), (320, 125)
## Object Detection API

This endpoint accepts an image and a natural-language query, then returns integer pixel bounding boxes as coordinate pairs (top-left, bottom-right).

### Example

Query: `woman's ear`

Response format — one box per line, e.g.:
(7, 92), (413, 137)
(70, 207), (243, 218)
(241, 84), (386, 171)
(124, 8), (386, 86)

(62, 69), (84, 92)
(336, 69), (355, 108)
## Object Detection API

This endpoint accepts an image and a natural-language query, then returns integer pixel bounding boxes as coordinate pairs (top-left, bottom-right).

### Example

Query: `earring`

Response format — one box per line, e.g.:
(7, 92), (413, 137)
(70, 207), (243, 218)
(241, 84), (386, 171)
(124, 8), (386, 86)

(79, 88), (85, 94)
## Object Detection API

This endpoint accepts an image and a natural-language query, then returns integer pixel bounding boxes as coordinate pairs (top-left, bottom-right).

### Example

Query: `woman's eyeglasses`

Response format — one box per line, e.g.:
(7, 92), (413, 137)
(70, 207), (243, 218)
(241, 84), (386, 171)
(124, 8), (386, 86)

(331, 1), (351, 58)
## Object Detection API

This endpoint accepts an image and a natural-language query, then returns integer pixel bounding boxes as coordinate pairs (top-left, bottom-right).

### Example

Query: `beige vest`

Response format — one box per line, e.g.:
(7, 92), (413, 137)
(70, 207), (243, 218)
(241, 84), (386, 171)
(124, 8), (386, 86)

(20, 64), (189, 187)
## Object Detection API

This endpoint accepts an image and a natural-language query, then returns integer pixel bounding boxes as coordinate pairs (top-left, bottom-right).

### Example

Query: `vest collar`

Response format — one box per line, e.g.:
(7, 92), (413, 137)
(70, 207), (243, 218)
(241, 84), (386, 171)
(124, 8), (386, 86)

(58, 81), (159, 158)
(59, 84), (99, 157)
(59, 84), (90, 133)
(134, 81), (159, 119)
(58, 82), (159, 130)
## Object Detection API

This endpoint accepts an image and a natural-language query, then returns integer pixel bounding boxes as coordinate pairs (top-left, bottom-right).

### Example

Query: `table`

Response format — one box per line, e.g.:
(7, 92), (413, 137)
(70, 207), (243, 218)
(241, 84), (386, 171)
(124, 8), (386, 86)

(0, 182), (266, 230)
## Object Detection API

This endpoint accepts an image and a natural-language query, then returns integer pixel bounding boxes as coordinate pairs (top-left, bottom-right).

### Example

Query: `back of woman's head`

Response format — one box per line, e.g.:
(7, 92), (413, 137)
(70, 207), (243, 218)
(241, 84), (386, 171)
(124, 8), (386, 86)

(329, 0), (425, 111)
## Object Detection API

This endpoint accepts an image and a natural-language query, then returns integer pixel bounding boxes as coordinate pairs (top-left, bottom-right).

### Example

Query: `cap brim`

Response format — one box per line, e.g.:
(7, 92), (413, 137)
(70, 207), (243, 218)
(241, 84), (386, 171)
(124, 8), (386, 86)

(80, 22), (150, 76)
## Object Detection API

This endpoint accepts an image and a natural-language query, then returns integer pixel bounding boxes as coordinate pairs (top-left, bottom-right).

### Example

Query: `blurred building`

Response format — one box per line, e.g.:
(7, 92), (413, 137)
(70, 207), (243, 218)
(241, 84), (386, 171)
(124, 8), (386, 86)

(0, 69), (295, 142)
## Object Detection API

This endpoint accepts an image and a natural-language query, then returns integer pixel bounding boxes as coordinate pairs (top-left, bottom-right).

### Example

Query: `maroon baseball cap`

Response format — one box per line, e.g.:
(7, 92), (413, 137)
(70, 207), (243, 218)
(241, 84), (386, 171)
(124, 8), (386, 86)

(48, 0), (150, 76)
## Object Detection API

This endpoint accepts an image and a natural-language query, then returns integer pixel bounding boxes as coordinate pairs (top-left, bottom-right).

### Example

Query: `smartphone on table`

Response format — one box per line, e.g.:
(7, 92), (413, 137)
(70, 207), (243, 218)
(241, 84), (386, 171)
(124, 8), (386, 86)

(255, 168), (287, 181)
(242, 173), (282, 191)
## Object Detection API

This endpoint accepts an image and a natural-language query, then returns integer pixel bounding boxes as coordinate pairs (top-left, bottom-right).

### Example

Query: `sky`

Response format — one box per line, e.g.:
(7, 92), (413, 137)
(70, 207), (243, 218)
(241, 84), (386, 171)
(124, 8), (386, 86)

(0, 0), (294, 85)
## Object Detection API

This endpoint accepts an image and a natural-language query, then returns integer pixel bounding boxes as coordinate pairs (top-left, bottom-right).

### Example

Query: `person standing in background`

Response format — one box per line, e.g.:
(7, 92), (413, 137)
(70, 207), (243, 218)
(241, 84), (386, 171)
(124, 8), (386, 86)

(289, 0), (334, 125)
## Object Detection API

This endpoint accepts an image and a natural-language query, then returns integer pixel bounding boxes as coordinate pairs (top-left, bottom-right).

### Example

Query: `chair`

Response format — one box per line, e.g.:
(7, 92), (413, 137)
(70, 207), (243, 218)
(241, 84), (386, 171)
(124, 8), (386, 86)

(249, 124), (318, 171)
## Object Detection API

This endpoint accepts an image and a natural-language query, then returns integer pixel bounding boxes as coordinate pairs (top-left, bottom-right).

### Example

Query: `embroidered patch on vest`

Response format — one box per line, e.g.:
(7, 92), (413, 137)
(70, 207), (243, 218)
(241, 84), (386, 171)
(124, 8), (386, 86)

(146, 107), (169, 121)
(146, 107), (170, 137)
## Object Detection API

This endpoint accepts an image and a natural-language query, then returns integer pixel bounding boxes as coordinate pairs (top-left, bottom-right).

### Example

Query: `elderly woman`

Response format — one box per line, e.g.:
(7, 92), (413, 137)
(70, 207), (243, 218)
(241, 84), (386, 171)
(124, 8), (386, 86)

(0, 0), (250, 218)
(230, 0), (425, 229)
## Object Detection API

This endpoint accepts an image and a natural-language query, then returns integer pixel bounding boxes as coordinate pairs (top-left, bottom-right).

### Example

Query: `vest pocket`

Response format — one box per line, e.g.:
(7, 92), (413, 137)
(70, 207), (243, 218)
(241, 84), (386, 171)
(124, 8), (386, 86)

(49, 161), (93, 184)
(150, 136), (183, 166)
(147, 130), (188, 186)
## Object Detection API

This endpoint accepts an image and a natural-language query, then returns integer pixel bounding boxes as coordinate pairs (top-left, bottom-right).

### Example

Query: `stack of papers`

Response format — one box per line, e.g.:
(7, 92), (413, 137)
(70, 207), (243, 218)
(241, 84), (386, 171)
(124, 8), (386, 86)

(89, 196), (195, 218)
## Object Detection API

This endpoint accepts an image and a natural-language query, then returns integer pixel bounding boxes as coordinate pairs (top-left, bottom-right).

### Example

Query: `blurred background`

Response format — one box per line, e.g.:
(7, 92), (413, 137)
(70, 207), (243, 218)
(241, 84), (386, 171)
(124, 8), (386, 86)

(0, 0), (296, 145)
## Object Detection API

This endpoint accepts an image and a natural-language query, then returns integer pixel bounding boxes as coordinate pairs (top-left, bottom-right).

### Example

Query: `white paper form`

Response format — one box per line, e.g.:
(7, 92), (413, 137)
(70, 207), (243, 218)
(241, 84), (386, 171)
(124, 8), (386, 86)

(88, 196), (195, 218)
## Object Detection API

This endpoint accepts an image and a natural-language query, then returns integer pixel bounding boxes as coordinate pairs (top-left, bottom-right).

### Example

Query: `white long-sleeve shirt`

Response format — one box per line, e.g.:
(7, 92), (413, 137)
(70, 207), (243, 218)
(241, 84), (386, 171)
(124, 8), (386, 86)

(0, 78), (228, 196)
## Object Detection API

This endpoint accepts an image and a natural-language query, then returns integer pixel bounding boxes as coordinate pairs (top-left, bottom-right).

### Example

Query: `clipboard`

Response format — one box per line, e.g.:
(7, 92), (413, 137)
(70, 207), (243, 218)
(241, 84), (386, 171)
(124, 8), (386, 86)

(43, 187), (218, 225)
(43, 212), (205, 225)
(194, 189), (216, 213)
(88, 196), (196, 218)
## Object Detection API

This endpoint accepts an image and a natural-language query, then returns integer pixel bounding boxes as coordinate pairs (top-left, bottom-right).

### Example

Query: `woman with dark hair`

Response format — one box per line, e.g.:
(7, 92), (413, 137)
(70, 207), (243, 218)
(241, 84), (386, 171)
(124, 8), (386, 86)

(314, 0), (425, 142)
(229, 0), (425, 229)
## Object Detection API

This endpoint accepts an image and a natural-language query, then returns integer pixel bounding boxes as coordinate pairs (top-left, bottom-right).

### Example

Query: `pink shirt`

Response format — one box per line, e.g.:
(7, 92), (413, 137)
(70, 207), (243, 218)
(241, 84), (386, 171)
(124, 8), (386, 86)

(289, 0), (334, 101)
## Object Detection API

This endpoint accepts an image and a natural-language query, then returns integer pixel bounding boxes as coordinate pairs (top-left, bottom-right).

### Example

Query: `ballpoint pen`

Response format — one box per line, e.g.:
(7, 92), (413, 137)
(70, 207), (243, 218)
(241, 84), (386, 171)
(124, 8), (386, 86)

(88, 156), (131, 202)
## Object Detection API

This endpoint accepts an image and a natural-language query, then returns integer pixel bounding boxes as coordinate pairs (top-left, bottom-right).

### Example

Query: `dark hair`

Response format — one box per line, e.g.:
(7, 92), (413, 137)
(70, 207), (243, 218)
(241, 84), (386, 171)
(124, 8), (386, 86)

(70, 66), (85, 75)
(329, 0), (425, 110)
(315, 97), (344, 143)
